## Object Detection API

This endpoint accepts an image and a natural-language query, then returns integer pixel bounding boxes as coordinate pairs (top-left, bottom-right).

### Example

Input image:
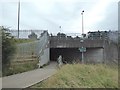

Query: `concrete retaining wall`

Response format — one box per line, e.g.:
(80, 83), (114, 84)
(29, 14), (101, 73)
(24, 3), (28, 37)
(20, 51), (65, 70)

(84, 48), (104, 64)
(39, 48), (50, 66)
(104, 41), (118, 65)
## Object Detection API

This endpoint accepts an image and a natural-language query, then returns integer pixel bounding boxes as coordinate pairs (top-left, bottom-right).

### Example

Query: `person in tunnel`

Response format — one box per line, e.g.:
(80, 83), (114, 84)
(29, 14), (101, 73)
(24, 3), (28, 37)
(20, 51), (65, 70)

(57, 55), (63, 68)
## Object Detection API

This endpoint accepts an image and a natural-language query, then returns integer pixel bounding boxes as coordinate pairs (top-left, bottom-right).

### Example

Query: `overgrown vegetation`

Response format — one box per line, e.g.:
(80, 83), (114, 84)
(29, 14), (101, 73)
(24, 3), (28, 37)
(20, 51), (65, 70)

(1, 26), (16, 75)
(3, 60), (38, 76)
(1, 26), (38, 77)
(31, 64), (118, 88)
(13, 39), (34, 44)
(28, 31), (38, 40)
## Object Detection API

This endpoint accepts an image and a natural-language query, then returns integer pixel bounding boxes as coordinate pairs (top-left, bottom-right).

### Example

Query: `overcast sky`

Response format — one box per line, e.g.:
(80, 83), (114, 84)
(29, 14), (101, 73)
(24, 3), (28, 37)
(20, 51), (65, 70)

(0, 0), (119, 34)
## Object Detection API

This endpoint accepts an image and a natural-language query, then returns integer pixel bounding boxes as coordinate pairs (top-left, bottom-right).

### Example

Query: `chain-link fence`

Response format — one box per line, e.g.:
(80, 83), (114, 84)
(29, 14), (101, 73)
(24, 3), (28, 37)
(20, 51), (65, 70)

(7, 30), (47, 39)
(8, 30), (49, 63)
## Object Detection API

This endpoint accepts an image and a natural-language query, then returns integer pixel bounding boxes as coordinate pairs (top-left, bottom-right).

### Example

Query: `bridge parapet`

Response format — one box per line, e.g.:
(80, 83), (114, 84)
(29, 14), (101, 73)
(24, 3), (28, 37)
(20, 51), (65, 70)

(50, 37), (105, 48)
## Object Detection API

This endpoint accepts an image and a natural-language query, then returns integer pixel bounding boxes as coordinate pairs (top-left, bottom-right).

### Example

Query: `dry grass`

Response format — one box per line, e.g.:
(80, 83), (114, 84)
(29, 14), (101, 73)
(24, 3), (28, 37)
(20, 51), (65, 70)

(31, 64), (118, 88)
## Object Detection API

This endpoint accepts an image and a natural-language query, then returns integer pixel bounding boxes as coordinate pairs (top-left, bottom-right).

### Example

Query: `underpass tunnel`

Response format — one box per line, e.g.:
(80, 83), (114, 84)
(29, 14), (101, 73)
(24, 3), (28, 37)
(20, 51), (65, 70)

(50, 48), (82, 63)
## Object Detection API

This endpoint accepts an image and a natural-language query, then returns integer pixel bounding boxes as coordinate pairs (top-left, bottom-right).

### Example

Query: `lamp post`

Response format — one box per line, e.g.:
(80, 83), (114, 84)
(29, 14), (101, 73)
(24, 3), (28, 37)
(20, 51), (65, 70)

(80, 10), (86, 64)
(81, 10), (84, 36)
(18, 0), (20, 38)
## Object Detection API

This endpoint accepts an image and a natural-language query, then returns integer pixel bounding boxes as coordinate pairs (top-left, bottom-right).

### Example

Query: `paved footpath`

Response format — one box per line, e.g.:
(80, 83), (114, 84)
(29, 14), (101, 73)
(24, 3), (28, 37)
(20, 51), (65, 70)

(1, 62), (57, 88)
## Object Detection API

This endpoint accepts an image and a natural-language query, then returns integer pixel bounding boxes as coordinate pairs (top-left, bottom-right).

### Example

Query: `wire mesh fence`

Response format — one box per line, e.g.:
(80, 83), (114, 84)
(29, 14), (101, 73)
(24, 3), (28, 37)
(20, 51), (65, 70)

(8, 30), (49, 63)
(7, 30), (47, 39)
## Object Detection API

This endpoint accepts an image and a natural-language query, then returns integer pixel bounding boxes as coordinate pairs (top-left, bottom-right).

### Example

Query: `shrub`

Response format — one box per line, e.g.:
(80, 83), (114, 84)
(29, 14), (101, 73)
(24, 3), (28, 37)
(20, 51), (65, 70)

(1, 26), (16, 74)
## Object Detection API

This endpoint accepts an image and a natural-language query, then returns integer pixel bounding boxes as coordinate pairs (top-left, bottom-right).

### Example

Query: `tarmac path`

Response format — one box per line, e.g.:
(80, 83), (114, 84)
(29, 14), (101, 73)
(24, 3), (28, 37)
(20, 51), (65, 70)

(1, 61), (57, 88)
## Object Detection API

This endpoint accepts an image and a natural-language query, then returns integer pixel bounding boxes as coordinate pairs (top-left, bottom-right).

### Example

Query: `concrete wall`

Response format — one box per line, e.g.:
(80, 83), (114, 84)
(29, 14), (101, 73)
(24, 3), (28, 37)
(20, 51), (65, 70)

(50, 48), (104, 64)
(50, 37), (104, 48)
(104, 41), (118, 65)
(50, 37), (118, 65)
(38, 32), (50, 67)
(39, 48), (50, 66)
(84, 48), (104, 64)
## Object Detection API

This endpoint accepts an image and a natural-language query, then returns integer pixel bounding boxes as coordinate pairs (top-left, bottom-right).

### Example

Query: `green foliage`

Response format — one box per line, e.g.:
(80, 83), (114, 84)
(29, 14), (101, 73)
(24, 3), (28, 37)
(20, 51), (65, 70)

(28, 31), (37, 40)
(118, 34), (120, 48)
(32, 64), (118, 88)
(13, 39), (34, 44)
(3, 60), (38, 76)
(1, 27), (16, 72)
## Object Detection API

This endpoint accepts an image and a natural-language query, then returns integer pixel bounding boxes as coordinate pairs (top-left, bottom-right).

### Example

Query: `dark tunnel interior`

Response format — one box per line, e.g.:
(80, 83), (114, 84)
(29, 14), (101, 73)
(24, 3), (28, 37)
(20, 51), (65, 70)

(50, 48), (82, 63)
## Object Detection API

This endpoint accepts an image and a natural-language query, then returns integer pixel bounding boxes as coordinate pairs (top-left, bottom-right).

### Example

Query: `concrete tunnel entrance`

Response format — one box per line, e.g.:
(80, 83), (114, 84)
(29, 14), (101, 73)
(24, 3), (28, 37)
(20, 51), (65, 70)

(50, 48), (82, 63)
(50, 47), (104, 64)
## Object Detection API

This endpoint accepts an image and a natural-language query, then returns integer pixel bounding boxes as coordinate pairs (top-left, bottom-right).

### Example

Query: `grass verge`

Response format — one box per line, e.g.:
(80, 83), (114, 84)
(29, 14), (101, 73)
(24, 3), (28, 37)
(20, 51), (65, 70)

(31, 64), (118, 88)
(3, 60), (38, 76)
(14, 39), (35, 44)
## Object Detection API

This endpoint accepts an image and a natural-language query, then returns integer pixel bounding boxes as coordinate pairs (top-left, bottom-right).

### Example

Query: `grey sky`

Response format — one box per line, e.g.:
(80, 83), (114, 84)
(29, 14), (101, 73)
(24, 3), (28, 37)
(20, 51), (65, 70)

(0, 0), (119, 34)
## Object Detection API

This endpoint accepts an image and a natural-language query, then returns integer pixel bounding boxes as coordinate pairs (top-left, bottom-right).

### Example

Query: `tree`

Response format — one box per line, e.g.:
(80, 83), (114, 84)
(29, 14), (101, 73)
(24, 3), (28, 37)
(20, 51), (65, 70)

(28, 31), (37, 39)
(1, 26), (16, 71)
(57, 32), (66, 37)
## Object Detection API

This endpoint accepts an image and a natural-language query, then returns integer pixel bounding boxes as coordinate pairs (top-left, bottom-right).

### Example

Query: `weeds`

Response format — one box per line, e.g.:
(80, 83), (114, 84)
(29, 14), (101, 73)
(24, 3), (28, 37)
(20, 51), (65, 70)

(3, 60), (38, 76)
(31, 64), (118, 88)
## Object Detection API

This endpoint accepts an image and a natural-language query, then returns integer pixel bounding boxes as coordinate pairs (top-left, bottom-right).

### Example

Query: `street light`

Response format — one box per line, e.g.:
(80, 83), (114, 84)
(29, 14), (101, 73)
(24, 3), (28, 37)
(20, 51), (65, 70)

(79, 10), (86, 64)
(81, 10), (84, 36)
(18, 0), (20, 38)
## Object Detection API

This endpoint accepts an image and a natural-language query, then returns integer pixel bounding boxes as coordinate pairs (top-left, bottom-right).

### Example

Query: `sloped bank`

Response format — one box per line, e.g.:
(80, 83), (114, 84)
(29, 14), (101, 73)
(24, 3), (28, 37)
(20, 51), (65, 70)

(31, 64), (118, 88)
